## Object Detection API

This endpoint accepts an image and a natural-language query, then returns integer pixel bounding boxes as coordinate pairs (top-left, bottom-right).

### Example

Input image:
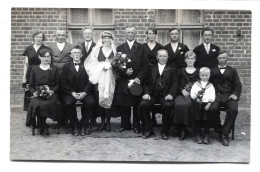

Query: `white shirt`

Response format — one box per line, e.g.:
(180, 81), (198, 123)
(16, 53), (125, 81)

(158, 63), (166, 76)
(171, 42), (178, 53)
(127, 40), (135, 49)
(85, 40), (92, 52)
(56, 42), (65, 52)
(190, 81), (215, 103)
(203, 43), (211, 54)
(218, 65), (227, 74)
(73, 61), (80, 72)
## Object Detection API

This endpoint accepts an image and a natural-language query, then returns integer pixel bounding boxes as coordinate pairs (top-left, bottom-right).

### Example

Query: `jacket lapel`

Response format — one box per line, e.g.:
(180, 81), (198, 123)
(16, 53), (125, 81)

(151, 64), (158, 86)
(162, 64), (171, 86)
(58, 42), (71, 61)
(68, 61), (78, 77)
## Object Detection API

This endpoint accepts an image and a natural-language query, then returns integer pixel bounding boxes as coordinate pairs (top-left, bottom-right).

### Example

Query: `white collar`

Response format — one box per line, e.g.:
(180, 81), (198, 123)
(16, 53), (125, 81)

(203, 42), (211, 47)
(85, 40), (92, 46)
(158, 63), (166, 67)
(127, 40), (135, 45)
(218, 65), (227, 68)
(57, 42), (65, 45)
(171, 42), (178, 46)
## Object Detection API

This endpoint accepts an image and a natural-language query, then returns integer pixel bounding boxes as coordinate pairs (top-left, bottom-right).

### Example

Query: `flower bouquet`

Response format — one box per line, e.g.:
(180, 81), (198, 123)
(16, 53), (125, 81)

(34, 85), (53, 99)
(111, 52), (132, 79)
(195, 88), (205, 103)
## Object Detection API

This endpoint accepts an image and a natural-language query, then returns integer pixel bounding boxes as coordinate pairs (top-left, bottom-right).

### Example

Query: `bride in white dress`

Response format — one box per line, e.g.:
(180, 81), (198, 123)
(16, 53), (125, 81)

(84, 31), (116, 131)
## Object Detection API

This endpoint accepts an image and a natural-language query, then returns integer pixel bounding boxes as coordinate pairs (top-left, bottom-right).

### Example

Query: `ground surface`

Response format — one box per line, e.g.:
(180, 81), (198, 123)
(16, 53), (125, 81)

(10, 107), (250, 163)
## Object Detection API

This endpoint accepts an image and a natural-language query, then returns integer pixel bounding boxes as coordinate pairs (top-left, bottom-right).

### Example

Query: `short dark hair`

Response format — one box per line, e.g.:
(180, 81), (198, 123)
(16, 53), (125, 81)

(169, 27), (180, 33)
(71, 44), (83, 52)
(217, 50), (229, 57)
(39, 48), (51, 57)
(145, 27), (157, 35)
(201, 27), (214, 36)
(32, 30), (46, 41)
(156, 48), (168, 57)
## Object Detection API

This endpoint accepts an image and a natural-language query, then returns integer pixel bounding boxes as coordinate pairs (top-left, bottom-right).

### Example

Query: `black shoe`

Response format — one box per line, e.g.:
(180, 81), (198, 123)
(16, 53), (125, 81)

(196, 134), (203, 144)
(80, 128), (86, 136)
(117, 127), (126, 132)
(98, 122), (106, 132)
(72, 128), (79, 136)
(222, 135), (230, 146)
(161, 133), (169, 140)
(172, 129), (178, 137)
(133, 128), (141, 134)
(142, 130), (154, 139)
(106, 122), (111, 132)
(179, 129), (186, 141)
(203, 134), (209, 144)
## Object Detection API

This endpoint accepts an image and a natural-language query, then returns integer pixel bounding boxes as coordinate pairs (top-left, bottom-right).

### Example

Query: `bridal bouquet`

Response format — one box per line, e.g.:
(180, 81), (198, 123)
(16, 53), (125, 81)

(111, 52), (132, 79)
(34, 85), (53, 99)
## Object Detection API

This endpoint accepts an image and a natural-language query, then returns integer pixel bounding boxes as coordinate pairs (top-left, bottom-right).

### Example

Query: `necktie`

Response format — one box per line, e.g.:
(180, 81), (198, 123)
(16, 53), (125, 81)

(74, 63), (80, 66)
(219, 67), (226, 70)
(206, 44), (210, 54)
(86, 42), (89, 52)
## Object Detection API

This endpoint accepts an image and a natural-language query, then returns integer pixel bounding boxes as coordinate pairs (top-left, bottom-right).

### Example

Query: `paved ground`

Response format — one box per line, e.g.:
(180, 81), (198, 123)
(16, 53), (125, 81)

(10, 106), (250, 162)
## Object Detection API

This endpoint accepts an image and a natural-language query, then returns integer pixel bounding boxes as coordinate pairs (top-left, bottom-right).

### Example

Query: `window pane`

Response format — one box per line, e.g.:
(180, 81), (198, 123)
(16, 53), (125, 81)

(157, 9), (176, 24)
(182, 10), (201, 24)
(94, 9), (113, 25)
(157, 30), (170, 45)
(70, 8), (88, 24)
(71, 30), (84, 44)
(182, 30), (200, 49)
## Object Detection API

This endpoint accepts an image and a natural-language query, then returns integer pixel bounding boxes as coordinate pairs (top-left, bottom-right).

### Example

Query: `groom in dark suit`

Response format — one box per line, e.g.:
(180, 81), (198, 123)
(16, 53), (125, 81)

(193, 27), (220, 69)
(115, 24), (146, 133)
(209, 51), (242, 146)
(164, 27), (189, 69)
(80, 26), (96, 63)
(139, 49), (179, 140)
(49, 28), (74, 75)
(61, 45), (96, 136)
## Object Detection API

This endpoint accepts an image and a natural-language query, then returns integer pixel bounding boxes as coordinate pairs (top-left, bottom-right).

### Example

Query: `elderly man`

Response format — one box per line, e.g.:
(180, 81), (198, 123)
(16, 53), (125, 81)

(193, 27), (220, 69)
(139, 49), (178, 140)
(209, 51), (242, 146)
(164, 27), (189, 69)
(49, 28), (74, 75)
(115, 24), (146, 133)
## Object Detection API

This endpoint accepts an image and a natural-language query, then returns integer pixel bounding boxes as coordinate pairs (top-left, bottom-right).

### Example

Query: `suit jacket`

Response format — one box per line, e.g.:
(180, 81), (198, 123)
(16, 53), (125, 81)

(60, 61), (93, 95)
(81, 41), (96, 63)
(49, 42), (74, 73)
(115, 40), (146, 106)
(164, 42), (189, 68)
(210, 66), (242, 102)
(143, 63), (179, 99)
(193, 43), (220, 69)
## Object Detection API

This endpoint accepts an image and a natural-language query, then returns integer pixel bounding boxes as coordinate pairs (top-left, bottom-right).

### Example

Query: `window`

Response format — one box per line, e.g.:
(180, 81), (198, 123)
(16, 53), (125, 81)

(155, 10), (204, 49)
(67, 8), (114, 44)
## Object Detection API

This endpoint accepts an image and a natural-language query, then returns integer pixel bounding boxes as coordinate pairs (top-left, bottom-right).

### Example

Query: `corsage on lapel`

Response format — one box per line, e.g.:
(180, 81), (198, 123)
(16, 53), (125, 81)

(178, 47), (182, 50)
(180, 52), (184, 54)
(212, 49), (216, 52)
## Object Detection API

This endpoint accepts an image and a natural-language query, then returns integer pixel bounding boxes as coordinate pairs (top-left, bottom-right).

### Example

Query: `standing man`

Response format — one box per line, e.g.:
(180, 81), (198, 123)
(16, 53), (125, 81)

(193, 27), (220, 69)
(164, 27), (189, 69)
(209, 51), (242, 146)
(80, 26), (97, 126)
(80, 26), (96, 63)
(115, 25), (146, 133)
(49, 28), (74, 75)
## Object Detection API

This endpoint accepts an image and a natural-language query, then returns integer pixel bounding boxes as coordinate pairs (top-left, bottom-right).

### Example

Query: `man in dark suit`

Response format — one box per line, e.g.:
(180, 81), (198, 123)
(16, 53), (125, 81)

(193, 27), (220, 69)
(209, 51), (242, 146)
(49, 28), (74, 75)
(139, 49), (179, 140)
(164, 27), (189, 69)
(115, 25), (146, 133)
(61, 45), (96, 136)
(80, 26), (96, 63)
(80, 26), (97, 126)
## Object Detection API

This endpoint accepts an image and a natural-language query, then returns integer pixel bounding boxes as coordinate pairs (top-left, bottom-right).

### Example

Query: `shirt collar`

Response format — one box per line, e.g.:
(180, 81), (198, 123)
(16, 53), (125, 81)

(158, 63), (166, 67)
(57, 42), (65, 45)
(85, 40), (92, 46)
(171, 42), (178, 46)
(203, 42), (211, 47)
(127, 40), (135, 45)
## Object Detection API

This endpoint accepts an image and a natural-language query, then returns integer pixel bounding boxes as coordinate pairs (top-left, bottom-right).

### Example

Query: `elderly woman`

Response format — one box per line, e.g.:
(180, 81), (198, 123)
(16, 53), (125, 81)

(27, 48), (62, 136)
(173, 50), (200, 141)
(22, 30), (50, 125)
(84, 31), (117, 132)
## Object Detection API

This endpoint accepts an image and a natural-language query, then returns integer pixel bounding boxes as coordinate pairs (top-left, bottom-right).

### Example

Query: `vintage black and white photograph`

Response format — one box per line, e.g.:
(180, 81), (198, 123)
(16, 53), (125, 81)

(5, 0), (256, 167)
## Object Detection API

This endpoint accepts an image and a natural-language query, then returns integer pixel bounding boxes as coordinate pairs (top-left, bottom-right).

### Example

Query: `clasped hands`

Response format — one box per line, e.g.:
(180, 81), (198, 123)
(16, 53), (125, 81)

(142, 94), (173, 101)
(72, 92), (87, 100)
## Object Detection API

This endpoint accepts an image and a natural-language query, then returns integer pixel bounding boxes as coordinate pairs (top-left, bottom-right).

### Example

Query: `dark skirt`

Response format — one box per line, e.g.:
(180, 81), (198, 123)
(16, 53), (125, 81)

(27, 94), (62, 121)
(173, 95), (195, 129)
(23, 90), (31, 111)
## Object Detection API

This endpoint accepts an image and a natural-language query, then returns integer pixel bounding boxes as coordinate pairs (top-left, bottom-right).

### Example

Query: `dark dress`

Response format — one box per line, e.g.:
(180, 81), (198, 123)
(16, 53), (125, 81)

(27, 65), (62, 121)
(173, 68), (199, 129)
(22, 44), (50, 111)
(142, 42), (164, 65)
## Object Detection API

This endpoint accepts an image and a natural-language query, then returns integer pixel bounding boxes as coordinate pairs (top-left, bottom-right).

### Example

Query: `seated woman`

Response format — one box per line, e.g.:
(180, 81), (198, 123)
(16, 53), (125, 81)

(21, 30), (50, 126)
(27, 48), (62, 136)
(173, 50), (199, 141)
(84, 31), (117, 132)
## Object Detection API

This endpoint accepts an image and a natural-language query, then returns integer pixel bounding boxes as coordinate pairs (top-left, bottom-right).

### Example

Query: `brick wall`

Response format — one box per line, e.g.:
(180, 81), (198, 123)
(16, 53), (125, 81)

(10, 8), (251, 108)
(204, 10), (251, 108)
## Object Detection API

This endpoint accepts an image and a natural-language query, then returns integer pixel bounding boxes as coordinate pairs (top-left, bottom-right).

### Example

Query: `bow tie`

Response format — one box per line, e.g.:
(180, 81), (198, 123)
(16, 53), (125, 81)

(74, 63), (80, 66)
(219, 67), (226, 70)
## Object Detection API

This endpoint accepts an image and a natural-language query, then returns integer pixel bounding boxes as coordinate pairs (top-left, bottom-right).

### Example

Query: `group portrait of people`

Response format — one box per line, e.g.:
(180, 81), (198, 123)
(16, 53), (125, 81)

(21, 24), (242, 147)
